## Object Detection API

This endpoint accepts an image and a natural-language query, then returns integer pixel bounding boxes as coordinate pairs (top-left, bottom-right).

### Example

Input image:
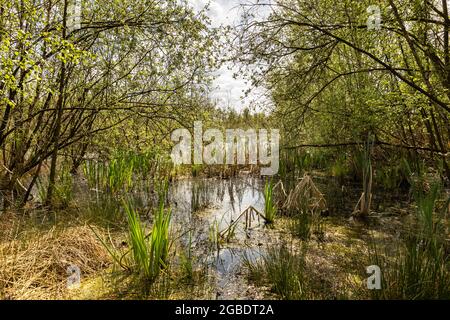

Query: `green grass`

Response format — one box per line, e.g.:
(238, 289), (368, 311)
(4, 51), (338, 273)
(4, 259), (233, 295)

(279, 148), (328, 180)
(243, 243), (308, 300)
(290, 212), (312, 240)
(86, 193), (123, 226)
(124, 199), (151, 278)
(54, 166), (74, 207)
(264, 180), (277, 224)
(123, 196), (172, 282)
(369, 182), (450, 299)
(330, 156), (349, 180)
(82, 149), (174, 195)
(180, 231), (194, 281)
(191, 164), (202, 177)
(290, 211), (326, 242)
(370, 235), (450, 299)
(149, 199), (172, 278)
(208, 219), (220, 250)
(35, 166), (73, 207)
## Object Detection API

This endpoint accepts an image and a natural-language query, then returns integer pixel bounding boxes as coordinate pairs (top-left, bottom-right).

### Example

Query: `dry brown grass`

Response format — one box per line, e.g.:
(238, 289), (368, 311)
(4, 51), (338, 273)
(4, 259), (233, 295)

(284, 174), (327, 213)
(0, 214), (111, 300)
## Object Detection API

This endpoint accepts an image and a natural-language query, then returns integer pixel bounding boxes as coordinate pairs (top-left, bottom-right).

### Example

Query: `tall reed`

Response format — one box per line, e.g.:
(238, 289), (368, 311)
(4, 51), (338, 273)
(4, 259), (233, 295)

(353, 134), (374, 217)
(264, 180), (277, 224)
(123, 196), (172, 282)
(369, 182), (449, 299)
(149, 199), (172, 277)
(82, 149), (174, 195)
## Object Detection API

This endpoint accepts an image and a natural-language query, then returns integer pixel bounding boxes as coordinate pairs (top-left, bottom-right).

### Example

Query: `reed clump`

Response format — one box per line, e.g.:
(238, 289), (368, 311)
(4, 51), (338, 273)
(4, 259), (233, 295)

(369, 182), (450, 299)
(276, 175), (327, 240)
(102, 195), (172, 284)
(89, 195), (172, 297)
(82, 149), (174, 195)
(243, 243), (308, 300)
(264, 180), (277, 224)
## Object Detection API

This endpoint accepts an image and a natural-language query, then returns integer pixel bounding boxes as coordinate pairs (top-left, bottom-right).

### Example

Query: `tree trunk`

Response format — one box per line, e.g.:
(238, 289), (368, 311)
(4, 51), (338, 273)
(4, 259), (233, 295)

(46, 0), (68, 206)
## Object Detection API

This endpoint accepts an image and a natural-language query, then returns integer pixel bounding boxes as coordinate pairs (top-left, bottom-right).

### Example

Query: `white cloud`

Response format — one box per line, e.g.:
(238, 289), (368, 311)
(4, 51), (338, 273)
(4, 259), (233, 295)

(189, 0), (242, 28)
(188, 0), (270, 112)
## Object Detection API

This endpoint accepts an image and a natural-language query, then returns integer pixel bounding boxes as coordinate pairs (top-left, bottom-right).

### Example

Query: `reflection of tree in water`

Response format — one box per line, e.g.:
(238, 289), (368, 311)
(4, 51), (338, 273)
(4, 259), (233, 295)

(216, 181), (226, 204)
(227, 181), (236, 214)
(235, 180), (246, 213)
(191, 179), (214, 212)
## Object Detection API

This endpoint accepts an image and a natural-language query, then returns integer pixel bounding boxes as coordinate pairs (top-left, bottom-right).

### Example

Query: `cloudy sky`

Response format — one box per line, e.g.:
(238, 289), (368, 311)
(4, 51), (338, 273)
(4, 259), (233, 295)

(188, 0), (270, 112)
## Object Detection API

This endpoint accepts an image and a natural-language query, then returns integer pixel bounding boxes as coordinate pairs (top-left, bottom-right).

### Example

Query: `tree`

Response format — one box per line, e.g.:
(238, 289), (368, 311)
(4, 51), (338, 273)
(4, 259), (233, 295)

(0, 0), (217, 207)
(235, 0), (449, 180)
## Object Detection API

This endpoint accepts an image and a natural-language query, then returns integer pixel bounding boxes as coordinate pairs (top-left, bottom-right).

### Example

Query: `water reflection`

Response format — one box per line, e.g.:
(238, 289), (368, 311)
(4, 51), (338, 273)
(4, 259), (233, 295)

(168, 177), (265, 232)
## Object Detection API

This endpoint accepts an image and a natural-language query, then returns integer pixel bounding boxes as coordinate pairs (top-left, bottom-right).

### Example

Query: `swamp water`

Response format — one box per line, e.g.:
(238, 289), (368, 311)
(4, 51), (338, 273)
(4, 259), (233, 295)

(76, 175), (413, 299)
(168, 177), (273, 299)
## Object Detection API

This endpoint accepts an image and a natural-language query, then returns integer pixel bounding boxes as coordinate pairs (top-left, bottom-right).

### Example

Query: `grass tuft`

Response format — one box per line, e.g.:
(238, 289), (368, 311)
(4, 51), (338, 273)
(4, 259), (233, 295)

(244, 243), (308, 300)
(123, 197), (172, 283)
(264, 180), (277, 224)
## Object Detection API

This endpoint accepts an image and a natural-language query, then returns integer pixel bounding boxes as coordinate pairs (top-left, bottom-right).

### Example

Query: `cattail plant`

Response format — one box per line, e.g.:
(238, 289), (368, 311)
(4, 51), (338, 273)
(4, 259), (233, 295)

(353, 134), (374, 217)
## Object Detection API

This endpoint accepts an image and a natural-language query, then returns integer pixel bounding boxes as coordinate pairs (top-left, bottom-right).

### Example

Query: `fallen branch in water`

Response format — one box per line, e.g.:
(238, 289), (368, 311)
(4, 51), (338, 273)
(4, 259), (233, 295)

(218, 206), (267, 239)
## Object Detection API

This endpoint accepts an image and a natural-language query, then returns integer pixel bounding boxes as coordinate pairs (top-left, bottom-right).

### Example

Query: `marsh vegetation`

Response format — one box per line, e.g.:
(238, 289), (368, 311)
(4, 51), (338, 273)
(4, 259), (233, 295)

(1, 0), (449, 300)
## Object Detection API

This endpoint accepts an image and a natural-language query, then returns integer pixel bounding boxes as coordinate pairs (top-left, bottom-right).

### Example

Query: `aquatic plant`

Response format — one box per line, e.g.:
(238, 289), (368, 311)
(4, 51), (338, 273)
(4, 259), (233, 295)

(148, 199), (172, 278)
(290, 212), (312, 240)
(123, 199), (151, 278)
(330, 155), (349, 181)
(244, 243), (308, 300)
(83, 160), (108, 191)
(369, 183), (450, 299)
(272, 180), (288, 207)
(82, 149), (174, 196)
(279, 148), (327, 180)
(108, 156), (134, 193)
(264, 180), (277, 224)
(289, 202), (325, 241)
(376, 157), (411, 191)
(191, 181), (211, 213)
(36, 166), (73, 207)
(216, 206), (265, 243)
(221, 221), (237, 243)
(123, 197), (172, 282)
(282, 175), (327, 240)
(54, 166), (74, 207)
(180, 231), (194, 281)
(191, 164), (202, 177)
(208, 219), (220, 250)
(86, 193), (123, 226)
(353, 134), (374, 217)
